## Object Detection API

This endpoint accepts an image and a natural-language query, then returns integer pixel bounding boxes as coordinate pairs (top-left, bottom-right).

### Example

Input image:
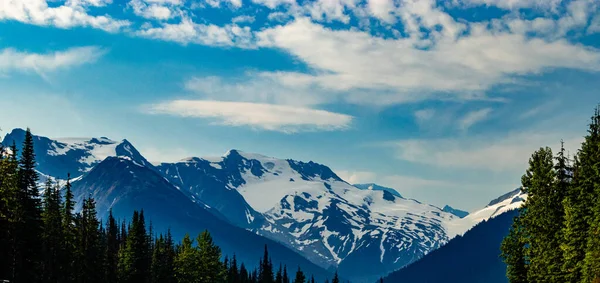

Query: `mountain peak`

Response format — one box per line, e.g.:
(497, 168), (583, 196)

(442, 205), (469, 218)
(354, 183), (403, 198)
(487, 188), (522, 207)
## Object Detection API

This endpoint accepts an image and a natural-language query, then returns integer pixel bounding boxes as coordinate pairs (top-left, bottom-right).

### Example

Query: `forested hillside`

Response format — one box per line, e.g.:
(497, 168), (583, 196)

(381, 209), (517, 283)
(0, 129), (342, 283)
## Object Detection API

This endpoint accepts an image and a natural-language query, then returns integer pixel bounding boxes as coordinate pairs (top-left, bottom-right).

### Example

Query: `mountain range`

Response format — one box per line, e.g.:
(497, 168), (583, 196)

(1, 128), (524, 282)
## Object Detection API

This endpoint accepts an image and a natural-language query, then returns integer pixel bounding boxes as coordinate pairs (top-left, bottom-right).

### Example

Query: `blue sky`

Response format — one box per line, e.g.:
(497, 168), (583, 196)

(1, 0), (600, 211)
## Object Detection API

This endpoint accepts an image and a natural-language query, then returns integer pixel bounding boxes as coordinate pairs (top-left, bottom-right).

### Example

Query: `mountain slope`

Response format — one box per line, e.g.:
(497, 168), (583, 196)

(442, 205), (469, 218)
(1, 128), (153, 179)
(70, 156), (335, 281)
(354, 183), (402, 198)
(381, 209), (518, 283)
(162, 150), (457, 282)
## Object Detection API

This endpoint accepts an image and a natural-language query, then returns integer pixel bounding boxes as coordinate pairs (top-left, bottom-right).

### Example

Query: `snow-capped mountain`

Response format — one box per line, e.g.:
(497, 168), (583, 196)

(442, 205), (469, 218)
(158, 150), (457, 282)
(354, 183), (403, 198)
(1, 129), (527, 283)
(1, 128), (153, 179)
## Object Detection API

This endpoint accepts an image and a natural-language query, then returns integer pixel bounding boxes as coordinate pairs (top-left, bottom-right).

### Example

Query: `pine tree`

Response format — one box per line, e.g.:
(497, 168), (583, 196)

(240, 263), (250, 283)
(293, 267), (305, 283)
(259, 245), (274, 283)
(119, 210), (150, 283)
(229, 254), (240, 283)
(105, 209), (119, 283)
(501, 210), (528, 283)
(275, 264), (283, 283)
(174, 233), (200, 283)
(331, 271), (340, 283)
(519, 147), (556, 282)
(78, 197), (103, 283)
(62, 173), (77, 282)
(13, 128), (43, 282)
(41, 178), (63, 282)
(0, 143), (19, 280)
(310, 275), (315, 283)
(583, 106), (600, 282)
(197, 230), (226, 283)
(282, 265), (289, 283)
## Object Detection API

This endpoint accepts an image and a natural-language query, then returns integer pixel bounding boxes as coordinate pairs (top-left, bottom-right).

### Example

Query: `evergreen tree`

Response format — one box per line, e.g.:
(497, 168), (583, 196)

(331, 271), (340, 283)
(13, 128), (43, 282)
(41, 178), (63, 282)
(501, 210), (528, 283)
(240, 263), (250, 283)
(583, 106), (600, 282)
(119, 210), (150, 283)
(0, 142), (19, 280)
(228, 254), (240, 283)
(275, 264), (283, 283)
(78, 197), (103, 283)
(105, 210), (119, 283)
(197, 230), (226, 283)
(62, 174), (77, 282)
(282, 265), (289, 283)
(293, 267), (305, 283)
(174, 234), (200, 283)
(259, 245), (274, 283)
(519, 147), (556, 282)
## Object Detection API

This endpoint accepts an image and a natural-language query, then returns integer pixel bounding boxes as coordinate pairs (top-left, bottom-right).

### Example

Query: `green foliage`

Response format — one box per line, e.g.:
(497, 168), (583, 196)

(501, 105), (600, 283)
(293, 267), (306, 283)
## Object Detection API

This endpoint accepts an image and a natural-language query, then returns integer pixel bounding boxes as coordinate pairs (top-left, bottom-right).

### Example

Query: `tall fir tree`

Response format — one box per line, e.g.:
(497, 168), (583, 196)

(197, 230), (226, 283)
(41, 178), (64, 282)
(119, 210), (150, 283)
(519, 147), (556, 282)
(331, 271), (340, 283)
(501, 209), (528, 283)
(275, 264), (283, 283)
(0, 143), (19, 280)
(259, 245), (274, 283)
(292, 267), (305, 283)
(105, 209), (120, 283)
(13, 128), (43, 282)
(78, 197), (103, 283)
(174, 233), (200, 283)
(583, 106), (600, 282)
(62, 173), (77, 282)
(282, 265), (289, 283)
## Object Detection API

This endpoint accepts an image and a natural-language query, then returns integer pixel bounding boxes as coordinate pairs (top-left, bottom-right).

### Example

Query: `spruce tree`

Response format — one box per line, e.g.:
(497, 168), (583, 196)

(229, 254), (240, 283)
(282, 265), (289, 283)
(13, 128), (43, 282)
(0, 144), (19, 280)
(501, 210), (528, 283)
(519, 147), (556, 282)
(197, 230), (226, 283)
(62, 174), (77, 282)
(119, 210), (150, 283)
(78, 197), (102, 283)
(292, 267), (305, 283)
(41, 178), (63, 282)
(583, 106), (600, 282)
(174, 233), (200, 282)
(331, 271), (340, 283)
(275, 264), (283, 283)
(105, 209), (119, 283)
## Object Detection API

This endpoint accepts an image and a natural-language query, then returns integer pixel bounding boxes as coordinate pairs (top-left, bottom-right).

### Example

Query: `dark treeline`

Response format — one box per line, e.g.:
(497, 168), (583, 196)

(0, 129), (345, 283)
(501, 106), (600, 283)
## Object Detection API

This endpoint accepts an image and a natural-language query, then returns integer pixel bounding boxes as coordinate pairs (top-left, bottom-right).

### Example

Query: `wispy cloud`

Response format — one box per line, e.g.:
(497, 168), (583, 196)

(0, 46), (106, 76)
(0, 0), (129, 32)
(336, 170), (377, 184)
(389, 132), (583, 172)
(458, 108), (492, 131)
(143, 100), (353, 133)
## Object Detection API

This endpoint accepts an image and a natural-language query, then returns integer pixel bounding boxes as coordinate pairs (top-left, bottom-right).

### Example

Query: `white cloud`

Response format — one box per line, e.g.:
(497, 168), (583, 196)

(458, 108), (492, 131)
(143, 100), (353, 133)
(137, 17), (256, 47)
(232, 15), (255, 24)
(336, 170), (377, 184)
(0, 0), (129, 32)
(255, 17), (600, 106)
(0, 46), (106, 75)
(414, 109), (436, 124)
(204, 0), (243, 8)
(588, 14), (600, 34)
(129, 0), (181, 20)
(390, 132), (583, 171)
(454, 0), (564, 11)
(184, 75), (329, 106)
